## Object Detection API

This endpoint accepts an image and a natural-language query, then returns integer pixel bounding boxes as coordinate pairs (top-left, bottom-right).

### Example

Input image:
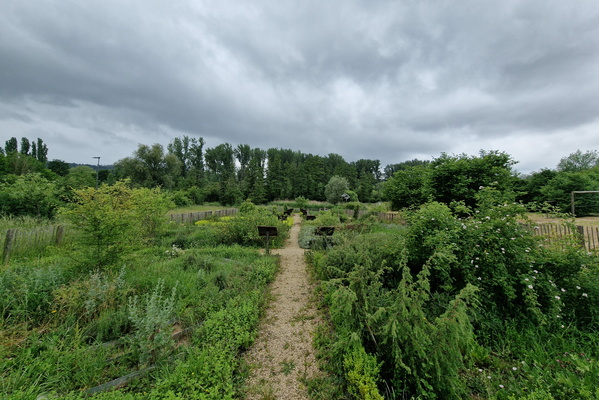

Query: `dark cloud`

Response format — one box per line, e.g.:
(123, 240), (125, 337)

(1, 0), (599, 172)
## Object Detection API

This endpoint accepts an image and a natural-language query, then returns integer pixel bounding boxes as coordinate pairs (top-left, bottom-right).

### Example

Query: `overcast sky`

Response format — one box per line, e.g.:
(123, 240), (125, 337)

(2, 1), (599, 174)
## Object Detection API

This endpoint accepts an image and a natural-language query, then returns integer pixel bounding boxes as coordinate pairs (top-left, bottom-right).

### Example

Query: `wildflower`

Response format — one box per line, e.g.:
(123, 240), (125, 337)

(487, 376), (492, 379)
(51, 310), (57, 313)
(499, 384), (504, 389)
(555, 296), (561, 300)
(583, 293), (589, 298)
(512, 367), (517, 371)
(561, 288), (566, 292)
(576, 286), (581, 290)
(478, 368), (483, 372)
(528, 285), (533, 289)
(525, 278), (529, 282)
(477, 277), (482, 281)
(561, 325), (565, 328)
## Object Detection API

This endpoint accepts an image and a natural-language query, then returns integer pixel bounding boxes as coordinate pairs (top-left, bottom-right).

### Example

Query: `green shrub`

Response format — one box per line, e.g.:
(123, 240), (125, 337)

(216, 208), (291, 248)
(62, 182), (173, 268)
(127, 280), (178, 366)
(343, 345), (384, 400)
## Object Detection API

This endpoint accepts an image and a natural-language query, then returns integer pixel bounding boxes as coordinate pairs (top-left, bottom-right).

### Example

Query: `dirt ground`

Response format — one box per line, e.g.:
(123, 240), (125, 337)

(525, 212), (599, 226)
(244, 214), (323, 400)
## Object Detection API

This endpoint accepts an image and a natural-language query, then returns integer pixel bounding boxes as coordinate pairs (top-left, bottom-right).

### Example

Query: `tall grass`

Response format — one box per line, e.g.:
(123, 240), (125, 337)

(0, 215), (280, 399)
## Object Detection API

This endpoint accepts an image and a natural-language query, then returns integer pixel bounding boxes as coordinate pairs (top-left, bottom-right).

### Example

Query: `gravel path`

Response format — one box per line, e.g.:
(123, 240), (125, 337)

(244, 214), (323, 399)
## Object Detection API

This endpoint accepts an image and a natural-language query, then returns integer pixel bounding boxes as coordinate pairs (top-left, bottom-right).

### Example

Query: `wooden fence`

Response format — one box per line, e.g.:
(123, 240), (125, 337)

(342, 209), (399, 222)
(2, 225), (70, 264)
(525, 223), (599, 252)
(168, 208), (239, 224)
(1, 209), (241, 263)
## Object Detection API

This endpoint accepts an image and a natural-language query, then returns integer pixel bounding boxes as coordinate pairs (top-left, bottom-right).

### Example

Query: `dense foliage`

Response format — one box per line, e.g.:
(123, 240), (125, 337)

(309, 188), (599, 399)
(0, 202), (285, 399)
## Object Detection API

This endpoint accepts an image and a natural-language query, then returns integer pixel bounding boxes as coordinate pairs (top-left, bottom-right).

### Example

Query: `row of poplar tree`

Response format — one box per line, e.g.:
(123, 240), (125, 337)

(109, 136), (386, 205)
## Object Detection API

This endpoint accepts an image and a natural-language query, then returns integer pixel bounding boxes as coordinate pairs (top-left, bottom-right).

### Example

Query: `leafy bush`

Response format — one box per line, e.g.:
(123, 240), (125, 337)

(0, 173), (60, 218)
(62, 181), (173, 268)
(216, 208), (291, 248)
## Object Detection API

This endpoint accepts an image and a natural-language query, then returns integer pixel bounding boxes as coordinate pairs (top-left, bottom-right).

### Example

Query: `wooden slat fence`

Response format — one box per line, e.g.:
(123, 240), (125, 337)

(524, 223), (599, 252)
(343, 209), (399, 222)
(168, 208), (238, 224)
(2, 225), (70, 263)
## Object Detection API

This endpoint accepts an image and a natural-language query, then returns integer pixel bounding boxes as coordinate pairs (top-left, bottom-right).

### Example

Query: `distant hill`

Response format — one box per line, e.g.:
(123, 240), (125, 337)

(68, 163), (114, 169)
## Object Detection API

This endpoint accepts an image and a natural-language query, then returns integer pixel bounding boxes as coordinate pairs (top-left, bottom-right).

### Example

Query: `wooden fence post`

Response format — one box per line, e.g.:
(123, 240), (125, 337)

(3, 228), (17, 264)
(576, 225), (586, 250)
(54, 225), (65, 246)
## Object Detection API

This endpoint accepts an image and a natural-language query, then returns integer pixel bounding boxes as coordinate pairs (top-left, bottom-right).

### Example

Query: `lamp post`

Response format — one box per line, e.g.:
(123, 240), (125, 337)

(93, 156), (100, 189)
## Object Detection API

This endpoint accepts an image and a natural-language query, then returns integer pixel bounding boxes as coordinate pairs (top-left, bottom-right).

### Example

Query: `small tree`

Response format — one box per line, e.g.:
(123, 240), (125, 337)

(63, 181), (172, 267)
(325, 175), (350, 204)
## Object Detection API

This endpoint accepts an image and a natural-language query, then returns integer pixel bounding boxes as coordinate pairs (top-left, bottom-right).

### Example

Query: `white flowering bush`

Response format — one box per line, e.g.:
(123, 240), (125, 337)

(310, 186), (599, 399)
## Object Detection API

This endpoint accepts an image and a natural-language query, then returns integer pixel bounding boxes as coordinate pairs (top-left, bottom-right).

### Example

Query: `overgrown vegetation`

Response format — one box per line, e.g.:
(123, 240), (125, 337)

(0, 187), (282, 399)
(308, 188), (599, 399)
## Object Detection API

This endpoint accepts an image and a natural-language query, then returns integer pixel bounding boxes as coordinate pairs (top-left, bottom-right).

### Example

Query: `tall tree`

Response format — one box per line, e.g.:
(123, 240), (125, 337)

(188, 137), (205, 186)
(384, 159), (430, 180)
(352, 159), (381, 203)
(247, 148), (267, 203)
(383, 165), (430, 210)
(204, 143), (238, 204)
(114, 143), (181, 188)
(167, 136), (191, 178)
(47, 159), (70, 176)
(428, 150), (516, 208)
(235, 144), (252, 183)
(5, 137), (18, 154)
(557, 150), (599, 172)
(265, 148), (285, 201)
(20, 138), (30, 156)
(35, 138), (48, 163)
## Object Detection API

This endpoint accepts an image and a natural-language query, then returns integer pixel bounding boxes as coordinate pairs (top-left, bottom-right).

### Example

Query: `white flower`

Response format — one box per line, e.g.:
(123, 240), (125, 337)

(525, 278), (529, 282)
(528, 285), (533, 289)
(561, 288), (566, 292)
(583, 293), (589, 298)
(576, 286), (581, 290)
(499, 384), (505, 389)
(512, 367), (517, 371)
(555, 296), (561, 300)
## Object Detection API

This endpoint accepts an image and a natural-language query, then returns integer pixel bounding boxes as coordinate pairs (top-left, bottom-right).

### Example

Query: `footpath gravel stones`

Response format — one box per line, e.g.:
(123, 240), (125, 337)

(244, 214), (323, 400)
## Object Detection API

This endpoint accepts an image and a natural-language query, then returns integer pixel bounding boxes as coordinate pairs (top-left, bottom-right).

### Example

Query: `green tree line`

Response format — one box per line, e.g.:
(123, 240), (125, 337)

(110, 137), (384, 206)
(2, 134), (599, 217)
(384, 149), (599, 215)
